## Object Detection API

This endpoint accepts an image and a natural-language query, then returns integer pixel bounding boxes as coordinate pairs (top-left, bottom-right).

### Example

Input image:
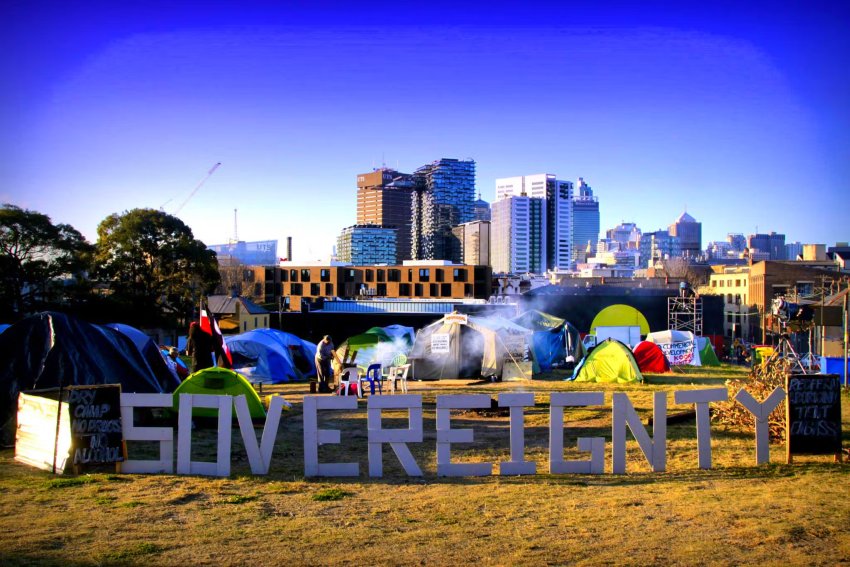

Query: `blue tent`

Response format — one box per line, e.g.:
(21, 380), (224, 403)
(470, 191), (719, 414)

(105, 323), (181, 391)
(512, 310), (586, 373)
(0, 324), (9, 335)
(224, 328), (316, 384)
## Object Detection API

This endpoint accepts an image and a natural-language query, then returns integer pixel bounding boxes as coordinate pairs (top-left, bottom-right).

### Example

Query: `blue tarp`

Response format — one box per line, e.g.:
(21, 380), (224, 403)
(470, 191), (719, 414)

(224, 328), (316, 384)
(512, 311), (586, 372)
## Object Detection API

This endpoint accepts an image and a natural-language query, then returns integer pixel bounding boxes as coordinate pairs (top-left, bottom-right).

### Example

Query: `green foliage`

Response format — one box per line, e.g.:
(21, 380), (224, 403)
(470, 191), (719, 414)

(0, 204), (92, 318)
(312, 488), (352, 501)
(94, 208), (220, 321)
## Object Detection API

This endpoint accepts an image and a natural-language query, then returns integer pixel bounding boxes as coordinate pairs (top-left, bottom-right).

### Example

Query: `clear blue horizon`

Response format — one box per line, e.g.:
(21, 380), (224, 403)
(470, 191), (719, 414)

(3, 2), (848, 261)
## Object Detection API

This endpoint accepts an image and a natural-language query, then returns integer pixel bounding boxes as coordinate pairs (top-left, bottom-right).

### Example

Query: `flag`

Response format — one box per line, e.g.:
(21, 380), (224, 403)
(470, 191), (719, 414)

(200, 299), (232, 368)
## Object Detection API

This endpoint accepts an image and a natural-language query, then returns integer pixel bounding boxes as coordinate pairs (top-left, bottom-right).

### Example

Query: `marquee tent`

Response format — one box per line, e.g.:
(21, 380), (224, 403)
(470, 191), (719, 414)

(646, 330), (702, 366)
(632, 340), (671, 373)
(408, 313), (532, 380)
(570, 339), (643, 383)
(0, 312), (177, 444)
(172, 367), (266, 419)
(589, 304), (651, 336)
(224, 328), (316, 384)
(511, 310), (585, 372)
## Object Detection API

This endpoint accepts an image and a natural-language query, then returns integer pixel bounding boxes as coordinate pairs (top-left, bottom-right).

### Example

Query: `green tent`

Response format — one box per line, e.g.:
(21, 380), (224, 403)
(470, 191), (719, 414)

(570, 339), (643, 384)
(696, 337), (721, 366)
(172, 367), (266, 419)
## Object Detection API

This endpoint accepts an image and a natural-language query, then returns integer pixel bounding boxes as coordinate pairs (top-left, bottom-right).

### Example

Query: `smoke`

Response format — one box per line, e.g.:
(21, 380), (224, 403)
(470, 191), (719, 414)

(352, 336), (412, 367)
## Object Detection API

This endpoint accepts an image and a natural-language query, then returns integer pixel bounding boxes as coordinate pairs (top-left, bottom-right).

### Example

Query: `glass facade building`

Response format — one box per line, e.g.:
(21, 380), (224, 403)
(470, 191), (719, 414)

(571, 177), (600, 267)
(336, 225), (397, 265)
(208, 240), (277, 265)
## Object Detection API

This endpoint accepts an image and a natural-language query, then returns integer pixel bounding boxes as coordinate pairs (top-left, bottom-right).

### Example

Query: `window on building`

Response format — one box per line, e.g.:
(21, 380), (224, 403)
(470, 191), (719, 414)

(388, 269), (401, 282)
(254, 317), (258, 327)
(414, 283), (424, 297)
(429, 283), (438, 296)
(441, 283), (451, 296)
(727, 293), (733, 303)
(464, 283), (472, 296)
(344, 269), (356, 282)
(281, 270), (288, 282)
(796, 281), (814, 297)
(711, 280), (716, 287)
(408, 269), (413, 281)
(311, 283), (320, 296)
(453, 269), (467, 282)
(719, 280), (724, 287)
(320, 269), (331, 282)
(377, 269), (386, 282)
(365, 270), (374, 282)
(399, 283), (411, 296)
(290, 283), (303, 295)
(325, 283), (333, 296)
(435, 269), (444, 282)
(419, 269), (430, 281)
(300, 269), (311, 282)
(377, 283), (387, 296)
(290, 269), (298, 282)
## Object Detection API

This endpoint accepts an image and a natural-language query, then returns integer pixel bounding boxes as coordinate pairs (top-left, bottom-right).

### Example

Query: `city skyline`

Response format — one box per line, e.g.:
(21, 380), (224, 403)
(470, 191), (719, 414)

(3, 2), (848, 261)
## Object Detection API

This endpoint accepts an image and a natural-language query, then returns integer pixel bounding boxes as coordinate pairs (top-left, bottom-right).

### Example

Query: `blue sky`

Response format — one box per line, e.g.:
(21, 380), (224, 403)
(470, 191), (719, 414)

(3, 1), (848, 261)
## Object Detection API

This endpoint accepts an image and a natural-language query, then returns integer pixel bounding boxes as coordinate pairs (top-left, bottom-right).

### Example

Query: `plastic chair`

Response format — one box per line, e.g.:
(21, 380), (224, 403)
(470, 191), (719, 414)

(387, 363), (411, 394)
(361, 363), (383, 395)
(338, 367), (362, 397)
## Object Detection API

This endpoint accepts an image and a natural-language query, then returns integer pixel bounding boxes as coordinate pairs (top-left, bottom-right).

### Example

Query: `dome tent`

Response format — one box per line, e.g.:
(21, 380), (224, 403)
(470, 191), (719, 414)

(224, 328), (316, 384)
(632, 340), (671, 373)
(570, 339), (643, 384)
(589, 304), (651, 336)
(408, 313), (532, 380)
(646, 330), (702, 366)
(105, 323), (181, 391)
(172, 367), (266, 419)
(511, 310), (585, 372)
(0, 312), (176, 444)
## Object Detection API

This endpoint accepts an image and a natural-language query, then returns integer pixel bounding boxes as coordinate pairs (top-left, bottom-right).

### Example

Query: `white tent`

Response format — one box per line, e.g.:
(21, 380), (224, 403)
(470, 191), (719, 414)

(646, 330), (702, 366)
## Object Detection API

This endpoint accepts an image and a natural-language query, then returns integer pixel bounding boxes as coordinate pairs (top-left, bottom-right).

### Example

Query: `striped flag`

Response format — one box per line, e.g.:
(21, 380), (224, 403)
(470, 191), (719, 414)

(200, 299), (232, 368)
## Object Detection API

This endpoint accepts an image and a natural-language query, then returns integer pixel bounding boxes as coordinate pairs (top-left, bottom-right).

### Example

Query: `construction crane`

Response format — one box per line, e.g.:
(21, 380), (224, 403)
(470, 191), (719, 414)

(173, 162), (222, 215)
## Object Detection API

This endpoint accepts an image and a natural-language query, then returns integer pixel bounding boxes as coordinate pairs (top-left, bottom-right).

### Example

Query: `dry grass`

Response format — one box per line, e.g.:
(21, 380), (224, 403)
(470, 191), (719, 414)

(1, 366), (849, 566)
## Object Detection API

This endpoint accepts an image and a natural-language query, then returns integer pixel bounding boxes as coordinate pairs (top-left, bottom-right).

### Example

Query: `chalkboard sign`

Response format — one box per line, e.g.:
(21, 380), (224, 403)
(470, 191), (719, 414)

(785, 374), (842, 461)
(67, 385), (124, 467)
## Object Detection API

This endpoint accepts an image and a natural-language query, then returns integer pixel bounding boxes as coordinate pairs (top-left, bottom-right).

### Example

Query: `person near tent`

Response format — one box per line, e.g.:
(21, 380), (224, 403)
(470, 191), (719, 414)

(315, 335), (335, 393)
(168, 346), (190, 380)
(186, 321), (215, 373)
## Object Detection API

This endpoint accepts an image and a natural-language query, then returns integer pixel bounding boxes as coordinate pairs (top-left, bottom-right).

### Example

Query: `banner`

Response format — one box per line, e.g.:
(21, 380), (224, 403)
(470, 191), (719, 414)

(657, 339), (701, 366)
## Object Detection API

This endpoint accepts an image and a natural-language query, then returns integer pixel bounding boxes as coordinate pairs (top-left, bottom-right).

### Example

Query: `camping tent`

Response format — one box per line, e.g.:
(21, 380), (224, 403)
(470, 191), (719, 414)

(408, 313), (532, 380)
(337, 325), (415, 368)
(0, 324), (9, 335)
(224, 328), (316, 384)
(646, 330), (702, 366)
(105, 323), (181, 391)
(589, 304), (651, 337)
(696, 336), (721, 366)
(0, 312), (178, 444)
(512, 310), (585, 372)
(632, 341), (671, 373)
(570, 339), (643, 383)
(172, 367), (266, 419)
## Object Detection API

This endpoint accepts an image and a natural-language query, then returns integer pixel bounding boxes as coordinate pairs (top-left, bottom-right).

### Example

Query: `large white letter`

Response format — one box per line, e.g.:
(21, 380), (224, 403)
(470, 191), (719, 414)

(303, 395), (359, 477)
(612, 392), (667, 474)
(120, 393), (173, 474)
(234, 395), (287, 475)
(498, 393), (536, 475)
(734, 387), (786, 465)
(367, 395), (423, 477)
(176, 394), (232, 477)
(436, 394), (492, 477)
(674, 388), (728, 469)
(549, 392), (605, 475)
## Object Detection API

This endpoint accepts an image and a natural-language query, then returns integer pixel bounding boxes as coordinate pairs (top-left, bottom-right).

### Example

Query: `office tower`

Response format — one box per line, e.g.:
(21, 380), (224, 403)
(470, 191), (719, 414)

(491, 196), (546, 274)
(336, 225), (397, 265)
(356, 168), (414, 262)
(748, 232), (786, 260)
(668, 212), (702, 258)
(785, 242), (803, 261)
(494, 173), (573, 271)
(451, 220), (491, 266)
(472, 193), (491, 221)
(410, 158), (476, 261)
(572, 177), (600, 266)
(605, 222), (642, 250)
(639, 230), (682, 267)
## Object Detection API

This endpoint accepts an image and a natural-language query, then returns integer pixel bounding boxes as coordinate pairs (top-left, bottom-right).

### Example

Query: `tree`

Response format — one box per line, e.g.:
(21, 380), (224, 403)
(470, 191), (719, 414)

(0, 204), (92, 318)
(94, 209), (220, 323)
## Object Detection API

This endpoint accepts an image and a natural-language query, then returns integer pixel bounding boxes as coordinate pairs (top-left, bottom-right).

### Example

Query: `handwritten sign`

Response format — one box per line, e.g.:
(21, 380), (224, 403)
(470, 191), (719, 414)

(785, 374), (842, 459)
(431, 333), (451, 354)
(657, 340), (700, 366)
(67, 385), (124, 466)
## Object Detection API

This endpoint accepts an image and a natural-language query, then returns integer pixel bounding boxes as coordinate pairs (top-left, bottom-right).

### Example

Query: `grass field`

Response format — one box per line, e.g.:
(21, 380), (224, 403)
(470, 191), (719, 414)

(1, 366), (848, 566)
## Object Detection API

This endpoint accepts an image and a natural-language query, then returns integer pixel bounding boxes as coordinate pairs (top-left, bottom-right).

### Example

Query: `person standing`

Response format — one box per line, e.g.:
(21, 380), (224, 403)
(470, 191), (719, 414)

(186, 321), (214, 373)
(315, 335), (335, 393)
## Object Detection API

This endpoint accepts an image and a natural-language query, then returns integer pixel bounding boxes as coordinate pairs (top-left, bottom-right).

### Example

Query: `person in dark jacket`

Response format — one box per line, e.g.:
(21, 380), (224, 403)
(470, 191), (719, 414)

(315, 335), (335, 393)
(186, 322), (214, 373)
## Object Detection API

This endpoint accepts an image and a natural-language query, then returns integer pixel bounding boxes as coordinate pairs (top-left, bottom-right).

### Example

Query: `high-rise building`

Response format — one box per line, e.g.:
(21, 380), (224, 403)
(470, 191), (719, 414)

(336, 225), (397, 265)
(410, 158), (476, 262)
(605, 222), (642, 250)
(785, 241), (803, 261)
(451, 220), (491, 266)
(639, 230), (682, 267)
(491, 196), (546, 274)
(668, 212), (702, 258)
(494, 173), (573, 271)
(356, 168), (414, 263)
(572, 177), (599, 267)
(472, 193), (491, 222)
(748, 232), (786, 260)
